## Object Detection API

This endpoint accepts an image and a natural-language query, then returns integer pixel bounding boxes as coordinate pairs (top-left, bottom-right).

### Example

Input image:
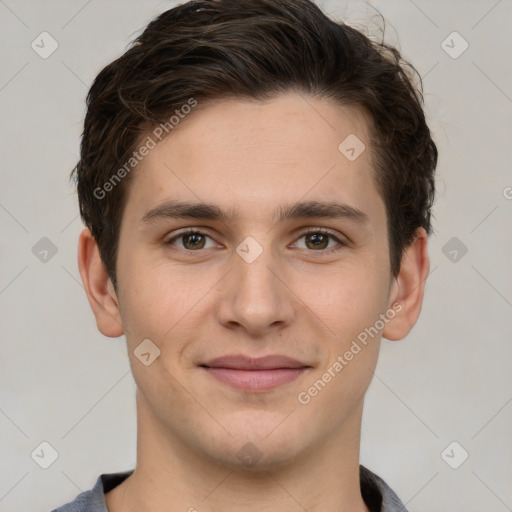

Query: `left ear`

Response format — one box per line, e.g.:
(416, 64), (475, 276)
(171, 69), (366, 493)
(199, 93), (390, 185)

(382, 227), (430, 341)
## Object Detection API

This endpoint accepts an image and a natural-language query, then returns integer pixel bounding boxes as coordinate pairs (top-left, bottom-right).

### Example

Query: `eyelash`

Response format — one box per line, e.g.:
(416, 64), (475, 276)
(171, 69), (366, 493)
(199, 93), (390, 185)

(164, 228), (347, 255)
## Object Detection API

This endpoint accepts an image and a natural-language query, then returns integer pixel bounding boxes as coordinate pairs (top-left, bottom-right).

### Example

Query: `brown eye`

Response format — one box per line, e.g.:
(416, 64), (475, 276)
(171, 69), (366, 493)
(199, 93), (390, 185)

(181, 232), (206, 250)
(304, 232), (330, 250)
(292, 229), (347, 253)
(166, 230), (216, 251)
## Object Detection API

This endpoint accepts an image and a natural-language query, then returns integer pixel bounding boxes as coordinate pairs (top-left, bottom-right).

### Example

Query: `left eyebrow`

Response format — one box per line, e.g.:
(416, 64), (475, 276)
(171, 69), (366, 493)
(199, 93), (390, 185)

(140, 199), (369, 226)
(273, 200), (369, 225)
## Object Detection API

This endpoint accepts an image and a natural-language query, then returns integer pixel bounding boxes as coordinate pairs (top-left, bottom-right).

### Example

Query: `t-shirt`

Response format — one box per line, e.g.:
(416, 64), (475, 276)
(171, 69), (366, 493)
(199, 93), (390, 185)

(50, 465), (409, 511)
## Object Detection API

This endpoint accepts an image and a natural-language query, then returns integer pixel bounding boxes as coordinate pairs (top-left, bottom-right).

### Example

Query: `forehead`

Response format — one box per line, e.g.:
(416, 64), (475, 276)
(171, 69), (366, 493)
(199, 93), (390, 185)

(123, 93), (384, 227)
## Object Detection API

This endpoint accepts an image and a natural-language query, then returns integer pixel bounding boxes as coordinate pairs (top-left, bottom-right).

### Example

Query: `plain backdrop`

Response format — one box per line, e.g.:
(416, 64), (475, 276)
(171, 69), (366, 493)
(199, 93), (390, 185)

(1, 1), (511, 511)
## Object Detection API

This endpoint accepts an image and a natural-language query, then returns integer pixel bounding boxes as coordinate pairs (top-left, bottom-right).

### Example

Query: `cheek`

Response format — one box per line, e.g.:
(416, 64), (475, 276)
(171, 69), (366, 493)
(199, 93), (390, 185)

(117, 259), (214, 365)
(298, 272), (385, 420)
(304, 262), (389, 338)
(119, 281), (180, 343)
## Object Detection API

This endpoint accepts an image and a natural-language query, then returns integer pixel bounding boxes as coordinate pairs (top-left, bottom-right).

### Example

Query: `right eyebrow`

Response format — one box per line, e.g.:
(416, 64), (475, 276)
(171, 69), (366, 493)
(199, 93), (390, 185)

(141, 200), (240, 224)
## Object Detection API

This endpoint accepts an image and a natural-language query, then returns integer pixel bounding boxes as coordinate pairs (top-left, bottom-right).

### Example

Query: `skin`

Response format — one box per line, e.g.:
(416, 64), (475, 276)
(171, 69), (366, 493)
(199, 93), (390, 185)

(78, 92), (429, 512)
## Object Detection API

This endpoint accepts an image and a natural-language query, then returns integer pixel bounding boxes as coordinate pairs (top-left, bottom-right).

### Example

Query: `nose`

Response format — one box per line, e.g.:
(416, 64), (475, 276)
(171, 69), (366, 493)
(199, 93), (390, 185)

(216, 241), (296, 337)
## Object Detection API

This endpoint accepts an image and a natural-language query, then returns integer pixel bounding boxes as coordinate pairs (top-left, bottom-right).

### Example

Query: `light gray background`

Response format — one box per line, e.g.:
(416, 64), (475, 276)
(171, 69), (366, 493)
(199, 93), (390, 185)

(1, 1), (511, 511)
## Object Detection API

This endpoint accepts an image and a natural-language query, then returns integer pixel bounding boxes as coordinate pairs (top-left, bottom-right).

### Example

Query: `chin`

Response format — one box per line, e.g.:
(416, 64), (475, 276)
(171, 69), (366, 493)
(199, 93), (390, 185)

(195, 413), (310, 471)
(207, 439), (302, 473)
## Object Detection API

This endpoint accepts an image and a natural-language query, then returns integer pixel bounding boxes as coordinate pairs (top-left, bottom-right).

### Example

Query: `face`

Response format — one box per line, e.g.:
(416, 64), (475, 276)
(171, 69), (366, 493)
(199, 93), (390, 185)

(112, 93), (399, 468)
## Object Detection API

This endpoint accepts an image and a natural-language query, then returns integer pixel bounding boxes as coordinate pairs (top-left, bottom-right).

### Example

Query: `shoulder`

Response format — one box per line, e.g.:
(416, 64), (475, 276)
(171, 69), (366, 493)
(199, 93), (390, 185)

(49, 470), (134, 512)
(360, 465), (409, 512)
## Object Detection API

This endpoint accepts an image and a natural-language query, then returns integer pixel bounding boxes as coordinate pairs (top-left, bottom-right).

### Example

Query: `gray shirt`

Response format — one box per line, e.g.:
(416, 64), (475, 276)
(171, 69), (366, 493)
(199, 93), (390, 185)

(50, 465), (408, 511)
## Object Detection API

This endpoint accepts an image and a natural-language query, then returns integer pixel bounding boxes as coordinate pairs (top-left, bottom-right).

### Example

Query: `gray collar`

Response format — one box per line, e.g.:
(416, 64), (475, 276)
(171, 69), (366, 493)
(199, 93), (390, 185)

(51, 465), (409, 512)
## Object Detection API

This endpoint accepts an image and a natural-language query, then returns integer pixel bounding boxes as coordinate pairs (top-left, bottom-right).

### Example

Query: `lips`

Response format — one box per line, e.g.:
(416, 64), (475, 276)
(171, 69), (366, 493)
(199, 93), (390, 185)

(200, 354), (311, 392)
(203, 354), (309, 370)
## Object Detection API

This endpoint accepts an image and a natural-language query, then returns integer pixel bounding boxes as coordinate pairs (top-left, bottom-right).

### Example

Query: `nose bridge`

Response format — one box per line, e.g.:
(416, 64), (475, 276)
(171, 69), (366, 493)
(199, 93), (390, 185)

(236, 239), (277, 292)
(234, 235), (281, 304)
(217, 234), (294, 333)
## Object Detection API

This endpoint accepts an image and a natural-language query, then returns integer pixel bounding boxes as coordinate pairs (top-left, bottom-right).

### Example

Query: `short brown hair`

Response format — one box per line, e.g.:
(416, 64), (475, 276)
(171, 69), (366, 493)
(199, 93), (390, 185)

(73, 0), (437, 289)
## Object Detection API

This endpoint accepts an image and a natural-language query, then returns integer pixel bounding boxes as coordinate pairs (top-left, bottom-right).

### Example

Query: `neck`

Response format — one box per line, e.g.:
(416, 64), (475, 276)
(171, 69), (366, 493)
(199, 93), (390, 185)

(105, 391), (370, 512)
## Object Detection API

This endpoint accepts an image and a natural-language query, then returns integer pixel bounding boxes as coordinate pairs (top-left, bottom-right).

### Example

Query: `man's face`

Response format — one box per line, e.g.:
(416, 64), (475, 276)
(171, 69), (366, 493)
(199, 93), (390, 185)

(114, 92), (397, 468)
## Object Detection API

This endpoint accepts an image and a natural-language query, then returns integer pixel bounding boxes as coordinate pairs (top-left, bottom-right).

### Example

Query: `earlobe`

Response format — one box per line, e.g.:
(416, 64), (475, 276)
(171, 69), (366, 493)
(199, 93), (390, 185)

(77, 228), (124, 338)
(382, 227), (430, 341)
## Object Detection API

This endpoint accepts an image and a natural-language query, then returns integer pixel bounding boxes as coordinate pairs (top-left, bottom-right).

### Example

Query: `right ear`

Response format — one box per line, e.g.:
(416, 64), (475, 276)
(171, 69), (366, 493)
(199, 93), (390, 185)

(77, 227), (124, 337)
